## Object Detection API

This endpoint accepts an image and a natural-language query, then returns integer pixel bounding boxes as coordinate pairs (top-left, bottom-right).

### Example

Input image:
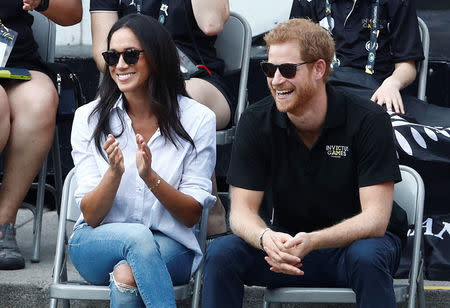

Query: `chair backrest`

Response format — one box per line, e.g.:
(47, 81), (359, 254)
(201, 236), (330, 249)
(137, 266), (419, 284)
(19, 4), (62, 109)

(64, 169), (81, 222)
(416, 17), (429, 102)
(29, 11), (56, 63)
(214, 11), (252, 126)
(394, 165), (425, 226)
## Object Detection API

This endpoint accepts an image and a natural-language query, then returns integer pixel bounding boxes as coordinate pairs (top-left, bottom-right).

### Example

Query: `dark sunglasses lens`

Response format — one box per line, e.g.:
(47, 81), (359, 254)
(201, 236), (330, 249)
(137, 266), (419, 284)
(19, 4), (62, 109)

(261, 62), (276, 78)
(123, 50), (140, 65)
(279, 64), (297, 78)
(102, 51), (119, 66)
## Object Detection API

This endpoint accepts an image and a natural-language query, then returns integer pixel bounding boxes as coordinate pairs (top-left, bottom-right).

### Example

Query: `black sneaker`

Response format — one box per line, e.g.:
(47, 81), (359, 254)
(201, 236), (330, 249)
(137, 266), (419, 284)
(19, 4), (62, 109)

(0, 223), (25, 270)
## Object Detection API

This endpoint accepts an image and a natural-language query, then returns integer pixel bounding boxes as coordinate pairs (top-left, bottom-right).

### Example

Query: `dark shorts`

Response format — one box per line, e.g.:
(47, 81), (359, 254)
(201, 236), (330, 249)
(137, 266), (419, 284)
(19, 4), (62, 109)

(190, 68), (236, 128)
(1, 57), (53, 87)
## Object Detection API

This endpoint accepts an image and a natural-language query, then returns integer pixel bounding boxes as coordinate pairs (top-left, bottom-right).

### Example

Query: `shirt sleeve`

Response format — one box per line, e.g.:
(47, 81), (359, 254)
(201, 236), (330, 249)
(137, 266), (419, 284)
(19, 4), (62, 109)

(178, 110), (217, 209)
(90, 0), (118, 12)
(227, 108), (268, 191)
(70, 105), (103, 209)
(356, 111), (401, 187)
(388, 0), (424, 64)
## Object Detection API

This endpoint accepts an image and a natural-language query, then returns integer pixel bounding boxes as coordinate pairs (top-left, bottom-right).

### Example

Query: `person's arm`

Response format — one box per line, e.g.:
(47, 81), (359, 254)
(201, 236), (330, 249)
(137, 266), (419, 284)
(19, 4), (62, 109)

(265, 181), (394, 275)
(91, 12), (118, 72)
(136, 134), (203, 228)
(191, 0), (229, 36)
(79, 135), (124, 227)
(230, 185), (299, 267)
(371, 60), (417, 114)
(22, 0), (82, 26)
(229, 186), (266, 248)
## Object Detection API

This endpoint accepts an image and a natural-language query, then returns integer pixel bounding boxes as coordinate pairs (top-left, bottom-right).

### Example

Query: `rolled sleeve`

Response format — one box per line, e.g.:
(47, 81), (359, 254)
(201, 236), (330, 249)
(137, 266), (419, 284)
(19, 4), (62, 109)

(178, 110), (217, 209)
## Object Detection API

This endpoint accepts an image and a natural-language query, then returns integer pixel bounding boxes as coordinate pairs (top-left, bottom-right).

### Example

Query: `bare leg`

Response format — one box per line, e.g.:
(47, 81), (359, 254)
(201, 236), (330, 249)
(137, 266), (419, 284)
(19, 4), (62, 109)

(0, 71), (58, 224)
(185, 79), (229, 236)
(186, 78), (231, 130)
(0, 86), (10, 152)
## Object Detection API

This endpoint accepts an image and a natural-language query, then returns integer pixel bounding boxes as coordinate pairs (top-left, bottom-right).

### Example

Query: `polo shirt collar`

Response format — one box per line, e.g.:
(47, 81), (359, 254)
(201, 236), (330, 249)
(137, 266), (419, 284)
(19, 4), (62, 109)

(272, 84), (347, 130)
(323, 84), (347, 129)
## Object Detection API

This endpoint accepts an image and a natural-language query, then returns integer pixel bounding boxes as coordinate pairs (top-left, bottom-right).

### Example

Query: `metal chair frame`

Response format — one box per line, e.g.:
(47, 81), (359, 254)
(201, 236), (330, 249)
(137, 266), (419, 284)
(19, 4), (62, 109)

(417, 17), (429, 102)
(214, 11), (252, 145)
(263, 165), (426, 308)
(49, 169), (210, 308)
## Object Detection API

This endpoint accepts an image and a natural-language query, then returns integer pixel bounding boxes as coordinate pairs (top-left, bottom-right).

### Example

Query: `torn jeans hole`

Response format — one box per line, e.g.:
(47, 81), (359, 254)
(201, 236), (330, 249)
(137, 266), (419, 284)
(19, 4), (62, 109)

(110, 272), (139, 295)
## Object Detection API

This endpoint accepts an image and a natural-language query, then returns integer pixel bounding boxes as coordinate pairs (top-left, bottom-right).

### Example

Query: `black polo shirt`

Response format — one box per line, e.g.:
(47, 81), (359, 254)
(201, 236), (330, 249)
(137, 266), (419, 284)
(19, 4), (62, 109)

(290, 0), (424, 81)
(228, 85), (401, 235)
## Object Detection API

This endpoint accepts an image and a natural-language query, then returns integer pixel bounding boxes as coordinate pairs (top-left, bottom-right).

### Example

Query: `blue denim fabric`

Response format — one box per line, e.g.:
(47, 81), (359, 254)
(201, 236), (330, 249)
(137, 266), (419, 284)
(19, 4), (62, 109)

(68, 223), (194, 308)
(202, 232), (401, 308)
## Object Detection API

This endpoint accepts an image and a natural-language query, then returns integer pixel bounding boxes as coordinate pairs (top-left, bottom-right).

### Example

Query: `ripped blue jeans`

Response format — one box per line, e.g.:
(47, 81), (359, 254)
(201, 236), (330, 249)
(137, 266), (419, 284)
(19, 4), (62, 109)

(68, 222), (194, 308)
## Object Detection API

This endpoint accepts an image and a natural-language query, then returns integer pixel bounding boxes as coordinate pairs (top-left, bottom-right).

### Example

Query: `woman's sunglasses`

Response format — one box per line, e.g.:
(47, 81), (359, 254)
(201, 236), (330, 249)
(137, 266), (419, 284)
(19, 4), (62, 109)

(102, 49), (144, 66)
(260, 61), (314, 79)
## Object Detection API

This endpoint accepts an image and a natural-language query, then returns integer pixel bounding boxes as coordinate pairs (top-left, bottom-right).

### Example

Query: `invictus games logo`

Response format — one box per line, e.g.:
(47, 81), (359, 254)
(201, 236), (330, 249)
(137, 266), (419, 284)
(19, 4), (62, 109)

(326, 145), (349, 158)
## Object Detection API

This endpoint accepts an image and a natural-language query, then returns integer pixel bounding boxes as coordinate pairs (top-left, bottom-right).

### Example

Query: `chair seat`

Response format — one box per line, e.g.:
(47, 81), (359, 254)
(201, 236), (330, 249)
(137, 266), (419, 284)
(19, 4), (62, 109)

(264, 284), (409, 303)
(50, 281), (192, 301)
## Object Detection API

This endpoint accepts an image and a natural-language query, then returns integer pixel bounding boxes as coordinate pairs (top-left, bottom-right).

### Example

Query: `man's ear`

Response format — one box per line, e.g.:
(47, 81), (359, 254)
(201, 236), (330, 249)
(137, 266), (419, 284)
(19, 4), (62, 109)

(313, 59), (327, 80)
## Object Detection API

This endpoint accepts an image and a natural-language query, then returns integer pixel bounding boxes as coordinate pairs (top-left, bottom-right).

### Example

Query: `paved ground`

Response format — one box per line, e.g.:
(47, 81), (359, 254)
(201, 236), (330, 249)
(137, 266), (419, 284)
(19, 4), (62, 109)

(0, 209), (449, 308)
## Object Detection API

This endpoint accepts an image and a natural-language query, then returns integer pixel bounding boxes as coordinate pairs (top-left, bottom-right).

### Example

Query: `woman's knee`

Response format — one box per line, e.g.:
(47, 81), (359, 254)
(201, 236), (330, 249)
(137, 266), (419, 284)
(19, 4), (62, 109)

(112, 263), (137, 288)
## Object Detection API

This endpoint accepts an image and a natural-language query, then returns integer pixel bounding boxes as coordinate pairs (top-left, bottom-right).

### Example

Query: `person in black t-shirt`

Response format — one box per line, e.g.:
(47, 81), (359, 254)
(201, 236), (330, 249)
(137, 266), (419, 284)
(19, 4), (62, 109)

(202, 18), (405, 308)
(290, 0), (450, 128)
(0, 0), (82, 271)
(89, 0), (230, 237)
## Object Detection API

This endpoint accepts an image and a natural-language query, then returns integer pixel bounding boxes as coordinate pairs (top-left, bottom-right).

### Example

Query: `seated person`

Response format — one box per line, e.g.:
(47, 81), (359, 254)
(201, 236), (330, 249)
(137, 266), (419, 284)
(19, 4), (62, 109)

(290, 0), (450, 127)
(69, 14), (216, 307)
(89, 0), (231, 236)
(0, 0), (82, 270)
(202, 18), (407, 308)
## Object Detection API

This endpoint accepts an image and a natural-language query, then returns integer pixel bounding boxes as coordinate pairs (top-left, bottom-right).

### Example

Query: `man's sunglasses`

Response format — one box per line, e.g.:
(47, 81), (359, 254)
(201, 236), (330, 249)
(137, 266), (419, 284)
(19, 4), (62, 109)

(102, 49), (144, 66)
(260, 61), (314, 79)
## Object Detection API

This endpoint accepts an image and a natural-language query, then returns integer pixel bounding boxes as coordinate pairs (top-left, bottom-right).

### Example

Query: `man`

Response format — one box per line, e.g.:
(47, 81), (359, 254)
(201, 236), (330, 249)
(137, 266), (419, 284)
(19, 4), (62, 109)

(202, 18), (406, 308)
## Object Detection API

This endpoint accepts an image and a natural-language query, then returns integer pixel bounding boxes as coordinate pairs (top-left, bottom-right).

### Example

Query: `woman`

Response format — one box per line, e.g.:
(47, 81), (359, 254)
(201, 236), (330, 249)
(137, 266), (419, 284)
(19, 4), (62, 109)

(0, 0), (82, 270)
(90, 0), (230, 236)
(69, 14), (216, 307)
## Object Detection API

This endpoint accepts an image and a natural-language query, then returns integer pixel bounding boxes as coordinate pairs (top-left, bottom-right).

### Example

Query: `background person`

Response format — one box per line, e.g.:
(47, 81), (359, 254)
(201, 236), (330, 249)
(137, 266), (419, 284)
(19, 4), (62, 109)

(90, 0), (231, 236)
(290, 0), (450, 127)
(202, 18), (407, 308)
(69, 14), (216, 307)
(0, 0), (82, 271)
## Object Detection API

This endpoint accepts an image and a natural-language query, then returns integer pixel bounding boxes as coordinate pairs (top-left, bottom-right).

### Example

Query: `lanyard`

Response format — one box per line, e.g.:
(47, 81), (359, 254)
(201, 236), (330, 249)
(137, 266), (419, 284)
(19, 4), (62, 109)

(325, 0), (380, 74)
(130, 0), (168, 23)
(365, 0), (380, 75)
(159, 0), (169, 24)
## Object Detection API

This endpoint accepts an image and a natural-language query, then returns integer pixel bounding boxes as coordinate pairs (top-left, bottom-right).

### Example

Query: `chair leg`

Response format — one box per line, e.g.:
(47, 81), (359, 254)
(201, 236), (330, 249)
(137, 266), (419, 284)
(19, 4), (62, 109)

(51, 129), (63, 210)
(49, 298), (57, 308)
(191, 264), (203, 308)
(417, 258), (426, 308)
(31, 157), (47, 263)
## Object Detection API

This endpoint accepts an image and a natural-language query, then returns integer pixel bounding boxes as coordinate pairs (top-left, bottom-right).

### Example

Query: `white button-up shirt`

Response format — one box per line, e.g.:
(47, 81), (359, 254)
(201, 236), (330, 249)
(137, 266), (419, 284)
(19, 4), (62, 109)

(71, 94), (217, 274)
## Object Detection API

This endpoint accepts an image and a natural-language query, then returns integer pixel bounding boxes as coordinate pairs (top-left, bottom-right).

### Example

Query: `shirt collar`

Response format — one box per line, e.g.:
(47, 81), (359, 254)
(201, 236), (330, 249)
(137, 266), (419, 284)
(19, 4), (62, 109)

(112, 94), (126, 112)
(272, 84), (347, 130)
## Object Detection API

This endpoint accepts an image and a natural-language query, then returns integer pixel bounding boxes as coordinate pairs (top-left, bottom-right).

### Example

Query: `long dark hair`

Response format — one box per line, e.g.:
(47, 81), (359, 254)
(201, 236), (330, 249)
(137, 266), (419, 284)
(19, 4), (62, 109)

(90, 14), (194, 158)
